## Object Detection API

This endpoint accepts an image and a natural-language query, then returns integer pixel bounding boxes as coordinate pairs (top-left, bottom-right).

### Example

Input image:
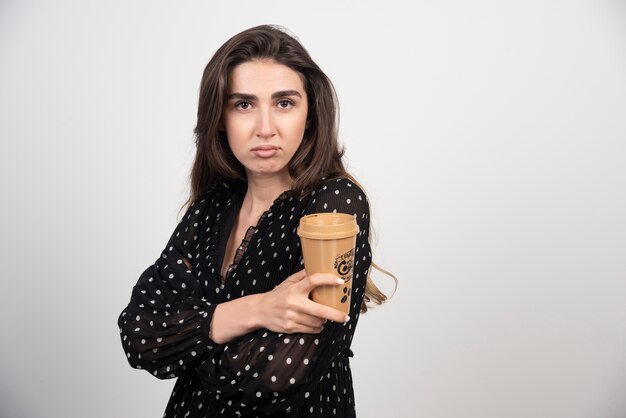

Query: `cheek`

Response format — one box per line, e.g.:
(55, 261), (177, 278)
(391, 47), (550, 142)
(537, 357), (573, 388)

(224, 121), (246, 149)
(286, 125), (304, 147)
(290, 113), (308, 140)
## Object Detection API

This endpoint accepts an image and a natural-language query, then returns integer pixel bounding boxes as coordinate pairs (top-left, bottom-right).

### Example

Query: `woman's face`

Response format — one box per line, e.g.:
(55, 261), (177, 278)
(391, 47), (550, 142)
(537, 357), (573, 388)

(223, 59), (308, 181)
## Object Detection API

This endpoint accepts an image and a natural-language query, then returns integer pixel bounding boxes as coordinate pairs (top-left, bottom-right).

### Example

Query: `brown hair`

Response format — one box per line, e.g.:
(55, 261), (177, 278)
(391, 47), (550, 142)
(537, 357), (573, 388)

(188, 24), (392, 312)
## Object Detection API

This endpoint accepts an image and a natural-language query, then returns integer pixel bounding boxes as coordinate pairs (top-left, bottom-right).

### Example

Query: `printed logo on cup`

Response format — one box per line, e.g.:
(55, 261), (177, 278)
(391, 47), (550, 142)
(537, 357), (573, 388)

(334, 248), (354, 283)
(334, 249), (355, 304)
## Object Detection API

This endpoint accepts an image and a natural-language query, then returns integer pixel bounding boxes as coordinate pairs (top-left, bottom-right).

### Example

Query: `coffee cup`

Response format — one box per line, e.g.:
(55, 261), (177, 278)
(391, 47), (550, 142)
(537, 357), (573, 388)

(297, 213), (359, 314)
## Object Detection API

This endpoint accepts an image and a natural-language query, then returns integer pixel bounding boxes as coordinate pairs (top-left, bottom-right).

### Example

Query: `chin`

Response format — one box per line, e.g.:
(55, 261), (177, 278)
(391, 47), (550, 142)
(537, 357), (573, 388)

(248, 164), (289, 177)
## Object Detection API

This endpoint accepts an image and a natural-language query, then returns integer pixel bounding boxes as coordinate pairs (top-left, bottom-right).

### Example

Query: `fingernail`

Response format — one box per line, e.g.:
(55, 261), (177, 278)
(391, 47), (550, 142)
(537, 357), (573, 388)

(323, 319), (327, 324)
(345, 315), (350, 323)
(336, 278), (345, 285)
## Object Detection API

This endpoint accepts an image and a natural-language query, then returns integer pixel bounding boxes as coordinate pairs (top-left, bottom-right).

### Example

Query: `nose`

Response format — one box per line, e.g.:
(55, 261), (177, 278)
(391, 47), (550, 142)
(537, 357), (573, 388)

(256, 107), (276, 139)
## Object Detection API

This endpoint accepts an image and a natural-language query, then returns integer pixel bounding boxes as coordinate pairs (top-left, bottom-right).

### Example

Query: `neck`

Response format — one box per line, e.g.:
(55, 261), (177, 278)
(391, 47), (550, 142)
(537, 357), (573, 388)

(241, 172), (292, 217)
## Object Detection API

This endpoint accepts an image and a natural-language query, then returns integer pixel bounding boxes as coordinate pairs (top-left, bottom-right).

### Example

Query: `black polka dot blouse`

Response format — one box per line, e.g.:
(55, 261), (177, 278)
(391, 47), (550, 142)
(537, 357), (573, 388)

(118, 177), (372, 417)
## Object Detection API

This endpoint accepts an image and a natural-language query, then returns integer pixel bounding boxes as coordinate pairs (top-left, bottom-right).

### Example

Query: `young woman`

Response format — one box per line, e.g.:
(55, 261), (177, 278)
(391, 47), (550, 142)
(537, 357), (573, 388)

(118, 24), (390, 417)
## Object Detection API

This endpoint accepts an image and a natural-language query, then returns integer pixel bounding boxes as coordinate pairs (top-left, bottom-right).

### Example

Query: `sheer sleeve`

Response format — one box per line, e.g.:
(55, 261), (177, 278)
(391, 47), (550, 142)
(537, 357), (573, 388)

(196, 178), (371, 415)
(118, 197), (218, 379)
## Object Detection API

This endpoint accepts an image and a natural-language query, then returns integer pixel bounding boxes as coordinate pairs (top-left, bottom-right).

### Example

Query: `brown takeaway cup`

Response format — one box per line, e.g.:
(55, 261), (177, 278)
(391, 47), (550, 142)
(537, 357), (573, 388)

(297, 213), (359, 315)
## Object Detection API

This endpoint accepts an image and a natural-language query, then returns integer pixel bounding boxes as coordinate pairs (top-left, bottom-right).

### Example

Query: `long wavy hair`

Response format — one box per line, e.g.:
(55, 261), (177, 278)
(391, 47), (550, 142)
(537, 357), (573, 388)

(188, 24), (393, 312)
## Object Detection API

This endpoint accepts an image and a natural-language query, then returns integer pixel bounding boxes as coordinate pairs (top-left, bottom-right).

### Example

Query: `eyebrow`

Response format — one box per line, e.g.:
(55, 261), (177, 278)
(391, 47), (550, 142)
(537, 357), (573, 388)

(227, 90), (303, 101)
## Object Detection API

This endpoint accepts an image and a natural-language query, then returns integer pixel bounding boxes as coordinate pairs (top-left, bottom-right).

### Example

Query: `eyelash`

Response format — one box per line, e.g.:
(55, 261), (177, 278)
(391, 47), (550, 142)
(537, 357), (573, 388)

(233, 99), (295, 110)
(234, 100), (252, 110)
(277, 99), (294, 108)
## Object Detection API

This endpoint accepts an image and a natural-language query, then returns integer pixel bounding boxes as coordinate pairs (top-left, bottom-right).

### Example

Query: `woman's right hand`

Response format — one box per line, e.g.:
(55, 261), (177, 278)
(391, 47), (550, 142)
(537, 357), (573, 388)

(254, 270), (349, 335)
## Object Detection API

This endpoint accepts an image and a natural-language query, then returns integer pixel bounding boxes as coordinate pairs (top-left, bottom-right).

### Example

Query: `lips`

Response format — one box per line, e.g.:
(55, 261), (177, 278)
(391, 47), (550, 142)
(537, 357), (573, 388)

(251, 145), (279, 158)
(251, 145), (279, 151)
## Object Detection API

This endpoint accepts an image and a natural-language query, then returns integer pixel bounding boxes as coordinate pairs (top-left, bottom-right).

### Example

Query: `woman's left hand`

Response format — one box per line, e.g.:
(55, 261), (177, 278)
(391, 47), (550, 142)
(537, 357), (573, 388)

(253, 269), (349, 335)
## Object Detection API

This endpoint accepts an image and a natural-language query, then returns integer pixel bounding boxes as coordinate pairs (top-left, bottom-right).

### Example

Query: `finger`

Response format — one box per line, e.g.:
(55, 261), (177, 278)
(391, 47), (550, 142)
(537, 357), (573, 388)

(292, 312), (324, 329)
(298, 325), (324, 334)
(292, 324), (324, 335)
(285, 269), (307, 283)
(301, 273), (345, 293)
(302, 298), (349, 324)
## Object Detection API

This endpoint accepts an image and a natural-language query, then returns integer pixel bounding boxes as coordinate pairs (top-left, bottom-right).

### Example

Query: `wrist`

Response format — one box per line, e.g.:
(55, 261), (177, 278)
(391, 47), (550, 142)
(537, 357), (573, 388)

(247, 293), (264, 330)
(210, 294), (264, 344)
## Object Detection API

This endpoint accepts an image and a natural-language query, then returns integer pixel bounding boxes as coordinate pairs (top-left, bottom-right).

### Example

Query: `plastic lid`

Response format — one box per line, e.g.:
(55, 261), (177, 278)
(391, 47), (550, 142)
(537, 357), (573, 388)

(297, 213), (359, 240)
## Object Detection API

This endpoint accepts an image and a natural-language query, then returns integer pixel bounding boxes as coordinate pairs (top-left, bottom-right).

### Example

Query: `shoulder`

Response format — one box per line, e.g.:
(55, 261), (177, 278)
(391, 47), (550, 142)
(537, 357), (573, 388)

(302, 176), (370, 221)
(183, 180), (245, 223)
(195, 180), (245, 207)
(310, 177), (368, 203)
(312, 176), (365, 194)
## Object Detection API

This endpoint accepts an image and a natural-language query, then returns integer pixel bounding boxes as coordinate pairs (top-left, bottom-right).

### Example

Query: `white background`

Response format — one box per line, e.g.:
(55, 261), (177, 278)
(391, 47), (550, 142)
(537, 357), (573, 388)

(1, 1), (625, 417)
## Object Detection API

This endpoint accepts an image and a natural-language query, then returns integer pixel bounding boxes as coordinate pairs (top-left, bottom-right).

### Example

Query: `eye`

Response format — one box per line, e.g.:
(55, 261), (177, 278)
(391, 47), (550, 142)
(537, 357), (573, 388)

(277, 99), (294, 109)
(235, 100), (252, 110)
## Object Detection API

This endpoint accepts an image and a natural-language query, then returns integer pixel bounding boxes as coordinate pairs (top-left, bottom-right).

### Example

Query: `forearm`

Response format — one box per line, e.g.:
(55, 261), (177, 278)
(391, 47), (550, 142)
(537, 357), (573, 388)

(119, 251), (217, 378)
(209, 293), (263, 344)
(209, 272), (348, 344)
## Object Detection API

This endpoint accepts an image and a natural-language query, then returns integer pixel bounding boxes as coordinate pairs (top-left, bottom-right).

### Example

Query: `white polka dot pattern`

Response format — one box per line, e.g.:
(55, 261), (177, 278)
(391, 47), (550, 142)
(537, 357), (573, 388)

(118, 178), (371, 417)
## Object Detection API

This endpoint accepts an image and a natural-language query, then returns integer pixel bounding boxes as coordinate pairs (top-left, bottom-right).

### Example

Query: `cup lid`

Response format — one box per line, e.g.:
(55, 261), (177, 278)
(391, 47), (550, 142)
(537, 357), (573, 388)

(297, 213), (359, 240)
